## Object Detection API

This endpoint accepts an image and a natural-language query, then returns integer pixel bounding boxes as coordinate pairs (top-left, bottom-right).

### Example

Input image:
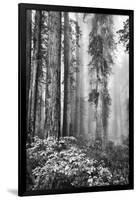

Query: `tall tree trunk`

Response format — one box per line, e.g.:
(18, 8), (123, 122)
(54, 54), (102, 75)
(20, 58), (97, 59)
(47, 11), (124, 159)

(102, 79), (108, 149)
(45, 11), (61, 138)
(95, 75), (104, 141)
(40, 84), (44, 136)
(74, 48), (81, 137)
(34, 11), (42, 137)
(26, 10), (32, 138)
(30, 11), (41, 138)
(26, 10), (31, 115)
(74, 13), (81, 137)
(62, 12), (71, 136)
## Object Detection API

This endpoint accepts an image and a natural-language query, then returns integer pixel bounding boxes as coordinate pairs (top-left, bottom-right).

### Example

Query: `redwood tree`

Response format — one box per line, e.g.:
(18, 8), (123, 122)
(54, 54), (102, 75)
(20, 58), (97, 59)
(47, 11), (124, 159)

(45, 11), (61, 138)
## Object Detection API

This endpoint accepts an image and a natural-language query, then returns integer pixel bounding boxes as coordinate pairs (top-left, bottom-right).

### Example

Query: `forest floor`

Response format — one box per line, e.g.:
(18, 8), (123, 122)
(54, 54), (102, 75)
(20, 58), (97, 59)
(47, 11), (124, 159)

(26, 136), (129, 191)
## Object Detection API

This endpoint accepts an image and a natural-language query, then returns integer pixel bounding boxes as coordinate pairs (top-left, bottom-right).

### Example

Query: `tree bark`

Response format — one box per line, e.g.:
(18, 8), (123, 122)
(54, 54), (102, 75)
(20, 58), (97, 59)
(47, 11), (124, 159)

(45, 11), (61, 138)
(26, 10), (32, 136)
(62, 12), (71, 136)
(74, 14), (81, 137)
(30, 11), (41, 138)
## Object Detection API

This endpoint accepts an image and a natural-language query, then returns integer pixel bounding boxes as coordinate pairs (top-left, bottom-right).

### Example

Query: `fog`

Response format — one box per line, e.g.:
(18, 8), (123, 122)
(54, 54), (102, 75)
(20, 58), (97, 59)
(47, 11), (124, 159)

(61, 13), (129, 144)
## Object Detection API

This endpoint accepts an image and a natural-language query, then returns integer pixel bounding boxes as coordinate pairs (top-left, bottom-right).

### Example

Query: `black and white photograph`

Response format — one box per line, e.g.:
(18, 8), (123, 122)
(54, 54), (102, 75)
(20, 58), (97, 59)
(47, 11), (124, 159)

(18, 3), (133, 196)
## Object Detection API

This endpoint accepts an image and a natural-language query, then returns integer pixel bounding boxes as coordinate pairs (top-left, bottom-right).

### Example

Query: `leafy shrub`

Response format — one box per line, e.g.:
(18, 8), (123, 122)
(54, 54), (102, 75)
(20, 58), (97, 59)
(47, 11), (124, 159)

(26, 136), (129, 191)
(83, 139), (129, 185)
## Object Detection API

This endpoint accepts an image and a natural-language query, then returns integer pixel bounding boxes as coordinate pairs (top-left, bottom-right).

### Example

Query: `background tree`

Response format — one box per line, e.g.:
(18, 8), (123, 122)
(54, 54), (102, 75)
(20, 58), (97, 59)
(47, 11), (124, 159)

(33, 11), (42, 137)
(117, 18), (129, 52)
(88, 14), (115, 148)
(62, 13), (81, 137)
(26, 10), (41, 141)
(62, 12), (70, 136)
(34, 11), (48, 139)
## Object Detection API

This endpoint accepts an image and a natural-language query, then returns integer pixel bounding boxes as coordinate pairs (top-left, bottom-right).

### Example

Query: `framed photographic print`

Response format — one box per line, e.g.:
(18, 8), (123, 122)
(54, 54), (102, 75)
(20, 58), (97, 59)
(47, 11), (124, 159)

(18, 3), (134, 196)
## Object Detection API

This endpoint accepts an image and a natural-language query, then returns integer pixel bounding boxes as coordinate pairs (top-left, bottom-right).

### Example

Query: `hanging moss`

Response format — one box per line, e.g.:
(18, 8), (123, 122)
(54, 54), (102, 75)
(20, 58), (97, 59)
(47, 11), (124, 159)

(88, 89), (99, 106)
(87, 14), (115, 144)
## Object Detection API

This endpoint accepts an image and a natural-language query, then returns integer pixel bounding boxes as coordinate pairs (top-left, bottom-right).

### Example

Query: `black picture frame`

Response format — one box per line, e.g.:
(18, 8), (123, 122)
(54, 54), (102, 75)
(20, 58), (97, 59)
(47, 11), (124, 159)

(18, 3), (134, 196)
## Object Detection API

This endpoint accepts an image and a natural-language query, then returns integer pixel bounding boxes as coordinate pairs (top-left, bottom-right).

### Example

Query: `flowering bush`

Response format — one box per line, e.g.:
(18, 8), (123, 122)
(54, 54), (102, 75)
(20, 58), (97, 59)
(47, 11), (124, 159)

(26, 136), (129, 191)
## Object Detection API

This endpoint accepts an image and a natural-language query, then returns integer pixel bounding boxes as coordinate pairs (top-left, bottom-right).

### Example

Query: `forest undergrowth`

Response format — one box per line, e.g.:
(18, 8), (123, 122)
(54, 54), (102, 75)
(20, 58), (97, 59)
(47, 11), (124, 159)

(26, 136), (129, 191)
